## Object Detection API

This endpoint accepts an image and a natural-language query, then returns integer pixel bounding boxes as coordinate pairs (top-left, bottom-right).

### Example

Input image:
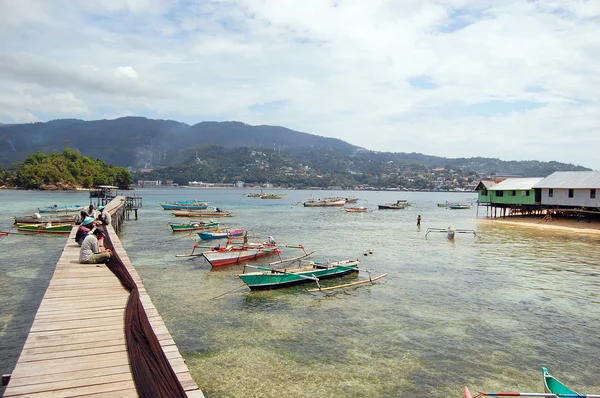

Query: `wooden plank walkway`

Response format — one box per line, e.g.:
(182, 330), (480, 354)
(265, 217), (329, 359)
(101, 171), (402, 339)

(4, 200), (203, 397)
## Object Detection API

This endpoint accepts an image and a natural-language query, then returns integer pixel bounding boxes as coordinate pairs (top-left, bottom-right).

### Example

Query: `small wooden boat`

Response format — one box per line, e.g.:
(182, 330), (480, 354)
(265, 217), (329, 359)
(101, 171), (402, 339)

(198, 229), (245, 240)
(169, 221), (219, 232)
(303, 198), (346, 207)
(344, 207), (368, 213)
(378, 203), (405, 210)
(239, 259), (361, 290)
(171, 209), (232, 217)
(448, 203), (471, 209)
(38, 204), (84, 214)
(202, 246), (279, 267)
(14, 214), (76, 224)
(160, 200), (209, 210)
(17, 223), (73, 235)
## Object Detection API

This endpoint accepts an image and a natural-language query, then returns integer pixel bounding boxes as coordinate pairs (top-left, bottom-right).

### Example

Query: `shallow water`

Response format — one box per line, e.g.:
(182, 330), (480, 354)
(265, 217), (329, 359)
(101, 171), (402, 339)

(1, 189), (599, 397)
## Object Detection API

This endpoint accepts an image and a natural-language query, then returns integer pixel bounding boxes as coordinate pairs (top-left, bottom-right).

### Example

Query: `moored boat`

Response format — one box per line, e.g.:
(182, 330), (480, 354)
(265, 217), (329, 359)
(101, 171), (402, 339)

(239, 259), (360, 290)
(303, 198), (346, 207)
(17, 223), (73, 235)
(198, 229), (245, 240)
(172, 209), (232, 217)
(344, 207), (368, 212)
(160, 200), (209, 210)
(448, 203), (471, 209)
(201, 246), (279, 267)
(14, 214), (76, 224)
(38, 204), (84, 214)
(169, 221), (219, 232)
(378, 203), (405, 210)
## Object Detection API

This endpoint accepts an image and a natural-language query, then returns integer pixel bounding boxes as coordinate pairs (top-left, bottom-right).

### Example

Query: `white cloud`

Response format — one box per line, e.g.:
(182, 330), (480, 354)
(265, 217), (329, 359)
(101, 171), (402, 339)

(0, 0), (599, 169)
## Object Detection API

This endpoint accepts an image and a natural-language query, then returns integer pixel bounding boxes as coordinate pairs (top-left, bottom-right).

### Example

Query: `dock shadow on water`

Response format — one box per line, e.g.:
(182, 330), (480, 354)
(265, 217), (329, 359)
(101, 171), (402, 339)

(1, 189), (600, 397)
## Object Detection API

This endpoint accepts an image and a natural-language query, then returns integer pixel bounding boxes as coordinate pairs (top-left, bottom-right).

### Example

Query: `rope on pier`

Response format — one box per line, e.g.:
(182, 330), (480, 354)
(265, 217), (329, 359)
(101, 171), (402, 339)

(101, 226), (187, 398)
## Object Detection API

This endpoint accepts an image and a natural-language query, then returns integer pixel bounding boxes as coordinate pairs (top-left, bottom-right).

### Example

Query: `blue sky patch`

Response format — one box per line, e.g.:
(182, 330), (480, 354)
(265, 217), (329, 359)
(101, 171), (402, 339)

(407, 75), (437, 90)
(439, 7), (486, 33)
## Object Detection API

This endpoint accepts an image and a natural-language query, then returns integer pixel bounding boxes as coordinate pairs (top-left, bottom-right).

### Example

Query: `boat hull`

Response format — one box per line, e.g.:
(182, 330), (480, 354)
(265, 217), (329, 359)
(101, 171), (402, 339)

(202, 248), (277, 267)
(303, 199), (346, 207)
(198, 229), (245, 240)
(38, 205), (83, 214)
(14, 215), (75, 224)
(160, 203), (208, 210)
(378, 204), (405, 210)
(172, 211), (232, 217)
(17, 224), (73, 234)
(239, 260), (360, 290)
(170, 222), (219, 232)
(345, 207), (368, 212)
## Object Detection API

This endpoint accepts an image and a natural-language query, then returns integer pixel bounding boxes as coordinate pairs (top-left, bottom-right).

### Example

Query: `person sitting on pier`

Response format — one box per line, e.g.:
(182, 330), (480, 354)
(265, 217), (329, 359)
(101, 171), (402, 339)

(75, 209), (89, 225)
(97, 205), (111, 226)
(79, 228), (112, 264)
(75, 216), (96, 246)
(88, 204), (97, 219)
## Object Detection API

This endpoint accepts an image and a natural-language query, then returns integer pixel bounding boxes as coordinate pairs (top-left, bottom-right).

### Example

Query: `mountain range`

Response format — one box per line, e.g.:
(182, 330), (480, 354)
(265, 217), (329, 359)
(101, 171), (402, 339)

(0, 117), (590, 185)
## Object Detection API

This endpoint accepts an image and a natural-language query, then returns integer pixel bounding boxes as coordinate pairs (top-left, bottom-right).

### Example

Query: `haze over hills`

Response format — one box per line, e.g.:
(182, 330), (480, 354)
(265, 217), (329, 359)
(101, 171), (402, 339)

(0, 117), (590, 188)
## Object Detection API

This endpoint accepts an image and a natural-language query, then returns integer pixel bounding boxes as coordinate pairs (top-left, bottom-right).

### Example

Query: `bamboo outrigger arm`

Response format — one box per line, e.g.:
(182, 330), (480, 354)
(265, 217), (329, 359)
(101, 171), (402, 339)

(306, 273), (388, 293)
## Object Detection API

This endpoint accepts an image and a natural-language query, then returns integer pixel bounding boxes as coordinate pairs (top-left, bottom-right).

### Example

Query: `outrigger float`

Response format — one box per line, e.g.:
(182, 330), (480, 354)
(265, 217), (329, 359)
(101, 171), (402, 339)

(425, 227), (478, 239)
(464, 367), (600, 398)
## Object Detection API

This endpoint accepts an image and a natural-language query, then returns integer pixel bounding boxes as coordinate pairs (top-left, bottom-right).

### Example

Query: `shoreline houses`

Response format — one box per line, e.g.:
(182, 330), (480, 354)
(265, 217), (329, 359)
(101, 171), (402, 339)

(476, 171), (600, 220)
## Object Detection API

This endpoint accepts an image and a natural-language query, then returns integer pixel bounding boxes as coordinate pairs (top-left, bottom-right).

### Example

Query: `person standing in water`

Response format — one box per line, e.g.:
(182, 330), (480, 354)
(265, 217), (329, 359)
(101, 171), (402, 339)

(417, 215), (422, 227)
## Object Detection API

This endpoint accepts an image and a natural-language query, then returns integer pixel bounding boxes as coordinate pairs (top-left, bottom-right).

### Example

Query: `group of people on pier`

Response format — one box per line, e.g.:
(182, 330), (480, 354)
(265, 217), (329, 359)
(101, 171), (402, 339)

(75, 204), (113, 264)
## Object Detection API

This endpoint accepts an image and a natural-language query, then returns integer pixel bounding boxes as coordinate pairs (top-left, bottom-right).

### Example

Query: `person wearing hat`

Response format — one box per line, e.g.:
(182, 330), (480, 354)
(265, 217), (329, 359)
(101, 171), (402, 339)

(97, 205), (111, 226)
(79, 228), (112, 264)
(75, 216), (97, 246)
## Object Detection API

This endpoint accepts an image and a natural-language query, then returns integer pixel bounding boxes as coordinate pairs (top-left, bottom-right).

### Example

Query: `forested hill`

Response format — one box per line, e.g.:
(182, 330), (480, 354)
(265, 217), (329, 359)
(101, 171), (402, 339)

(0, 117), (590, 185)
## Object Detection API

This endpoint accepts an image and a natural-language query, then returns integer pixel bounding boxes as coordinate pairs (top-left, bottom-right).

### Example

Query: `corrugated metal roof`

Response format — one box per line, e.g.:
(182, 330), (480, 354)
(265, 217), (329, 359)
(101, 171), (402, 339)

(475, 180), (496, 190)
(488, 177), (544, 191)
(534, 171), (600, 189)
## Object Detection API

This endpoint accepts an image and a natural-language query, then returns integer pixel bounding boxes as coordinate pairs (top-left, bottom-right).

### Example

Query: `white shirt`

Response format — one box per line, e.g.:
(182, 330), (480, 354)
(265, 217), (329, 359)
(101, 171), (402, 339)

(80, 234), (100, 263)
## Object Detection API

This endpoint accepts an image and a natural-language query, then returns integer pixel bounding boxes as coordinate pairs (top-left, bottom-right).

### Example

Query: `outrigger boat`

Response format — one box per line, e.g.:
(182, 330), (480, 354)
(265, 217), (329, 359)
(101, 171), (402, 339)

(14, 214), (76, 224)
(464, 367), (600, 398)
(160, 200), (209, 210)
(169, 221), (219, 233)
(38, 204), (84, 214)
(198, 229), (245, 240)
(378, 201), (405, 210)
(239, 259), (387, 291)
(176, 238), (315, 267)
(172, 209), (232, 217)
(303, 198), (346, 207)
(17, 223), (73, 235)
(426, 227), (478, 239)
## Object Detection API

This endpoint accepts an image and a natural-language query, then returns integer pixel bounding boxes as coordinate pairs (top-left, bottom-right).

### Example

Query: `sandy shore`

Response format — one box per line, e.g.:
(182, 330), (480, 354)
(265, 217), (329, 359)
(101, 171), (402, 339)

(477, 216), (600, 235)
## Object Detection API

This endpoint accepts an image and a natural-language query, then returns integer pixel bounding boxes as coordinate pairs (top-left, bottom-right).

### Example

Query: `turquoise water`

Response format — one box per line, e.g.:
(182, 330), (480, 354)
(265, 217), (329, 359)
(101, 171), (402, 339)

(1, 188), (599, 397)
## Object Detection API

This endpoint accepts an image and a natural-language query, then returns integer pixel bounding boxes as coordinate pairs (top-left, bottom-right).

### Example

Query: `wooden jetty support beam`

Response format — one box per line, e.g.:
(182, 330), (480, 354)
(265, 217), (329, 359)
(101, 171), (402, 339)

(3, 197), (203, 397)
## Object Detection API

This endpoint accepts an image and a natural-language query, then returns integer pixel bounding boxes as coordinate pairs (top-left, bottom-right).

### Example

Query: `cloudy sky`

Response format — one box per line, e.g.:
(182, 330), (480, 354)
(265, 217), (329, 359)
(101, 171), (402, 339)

(1, 0), (599, 170)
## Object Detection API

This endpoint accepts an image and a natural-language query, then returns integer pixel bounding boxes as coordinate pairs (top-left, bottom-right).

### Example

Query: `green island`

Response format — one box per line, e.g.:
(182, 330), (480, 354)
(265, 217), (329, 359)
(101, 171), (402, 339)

(0, 148), (132, 190)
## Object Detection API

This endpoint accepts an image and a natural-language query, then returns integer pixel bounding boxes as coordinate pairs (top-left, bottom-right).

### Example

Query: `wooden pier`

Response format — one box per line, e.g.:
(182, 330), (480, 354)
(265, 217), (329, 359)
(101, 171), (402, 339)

(3, 198), (203, 397)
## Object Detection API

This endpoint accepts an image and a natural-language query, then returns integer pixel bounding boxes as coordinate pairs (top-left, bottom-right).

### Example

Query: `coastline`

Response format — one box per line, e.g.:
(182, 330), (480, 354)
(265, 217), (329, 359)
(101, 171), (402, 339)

(477, 216), (600, 235)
